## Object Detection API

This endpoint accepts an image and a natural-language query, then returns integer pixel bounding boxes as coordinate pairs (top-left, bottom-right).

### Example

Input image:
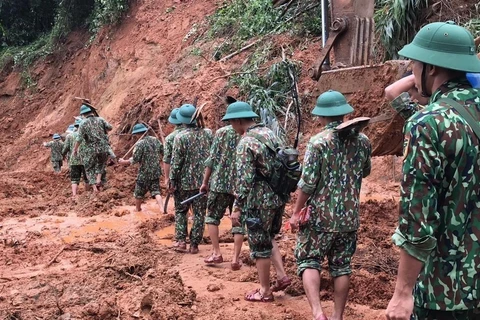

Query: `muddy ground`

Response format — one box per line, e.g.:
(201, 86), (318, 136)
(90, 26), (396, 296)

(0, 156), (402, 320)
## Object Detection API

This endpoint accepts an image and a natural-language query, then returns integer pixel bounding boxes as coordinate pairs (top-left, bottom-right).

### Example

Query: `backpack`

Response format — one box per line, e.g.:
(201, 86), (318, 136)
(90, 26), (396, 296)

(247, 132), (302, 200)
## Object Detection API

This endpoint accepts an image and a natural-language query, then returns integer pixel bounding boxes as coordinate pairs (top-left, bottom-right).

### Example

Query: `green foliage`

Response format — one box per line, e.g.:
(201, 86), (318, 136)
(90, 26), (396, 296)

(208, 0), (287, 41)
(229, 44), (301, 144)
(374, 0), (428, 59)
(463, 4), (480, 41)
(0, 0), (128, 71)
(89, 0), (129, 34)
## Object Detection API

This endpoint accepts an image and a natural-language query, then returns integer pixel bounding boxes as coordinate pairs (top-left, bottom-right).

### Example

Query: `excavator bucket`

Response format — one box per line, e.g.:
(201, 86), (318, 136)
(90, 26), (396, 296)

(312, 0), (411, 156)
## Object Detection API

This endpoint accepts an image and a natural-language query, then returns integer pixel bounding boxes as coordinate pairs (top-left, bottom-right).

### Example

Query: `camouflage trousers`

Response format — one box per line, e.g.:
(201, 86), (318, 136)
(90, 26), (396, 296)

(174, 189), (207, 246)
(205, 192), (245, 235)
(51, 160), (62, 173)
(412, 307), (480, 320)
(134, 179), (161, 199)
(83, 152), (108, 185)
(70, 165), (87, 184)
(295, 229), (357, 278)
(245, 206), (284, 259)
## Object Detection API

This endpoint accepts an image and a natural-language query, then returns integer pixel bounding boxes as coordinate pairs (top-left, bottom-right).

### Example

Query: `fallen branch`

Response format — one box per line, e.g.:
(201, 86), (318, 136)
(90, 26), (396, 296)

(285, 3), (320, 23)
(156, 120), (166, 145)
(46, 246), (65, 267)
(205, 67), (268, 85)
(219, 38), (262, 62)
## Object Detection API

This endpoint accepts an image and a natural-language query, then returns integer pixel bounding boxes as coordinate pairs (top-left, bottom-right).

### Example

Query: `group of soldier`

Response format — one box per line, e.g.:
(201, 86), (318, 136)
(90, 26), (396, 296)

(42, 21), (480, 320)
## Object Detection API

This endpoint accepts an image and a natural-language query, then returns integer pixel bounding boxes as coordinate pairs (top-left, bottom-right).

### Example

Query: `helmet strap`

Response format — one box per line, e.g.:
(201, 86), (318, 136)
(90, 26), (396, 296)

(421, 63), (431, 97)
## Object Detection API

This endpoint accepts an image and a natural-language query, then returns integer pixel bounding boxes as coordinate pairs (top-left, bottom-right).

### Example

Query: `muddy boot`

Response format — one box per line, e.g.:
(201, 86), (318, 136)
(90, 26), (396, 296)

(189, 244), (199, 254)
(172, 241), (187, 252)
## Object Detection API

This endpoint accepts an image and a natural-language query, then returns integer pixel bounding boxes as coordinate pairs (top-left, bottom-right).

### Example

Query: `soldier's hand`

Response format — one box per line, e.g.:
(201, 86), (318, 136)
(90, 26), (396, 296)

(230, 210), (241, 227)
(200, 183), (208, 194)
(164, 178), (170, 187)
(289, 214), (299, 233)
(169, 184), (176, 193)
(385, 292), (414, 320)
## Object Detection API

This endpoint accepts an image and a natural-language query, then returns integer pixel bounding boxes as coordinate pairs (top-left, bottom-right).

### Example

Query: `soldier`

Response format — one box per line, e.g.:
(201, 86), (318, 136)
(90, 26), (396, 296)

(163, 108), (185, 189)
(43, 133), (64, 174)
(119, 123), (164, 212)
(169, 104), (212, 254)
(200, 123), (244, 270)
(289, 91), (371, 320)
(223, 101), (289, 302)
(73, 104), (112, 193)
(385, 22), (480, 320)
(62, 120), (87, 198)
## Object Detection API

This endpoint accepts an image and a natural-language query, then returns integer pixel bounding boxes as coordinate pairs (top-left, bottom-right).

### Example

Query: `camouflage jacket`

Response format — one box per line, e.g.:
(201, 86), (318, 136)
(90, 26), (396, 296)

(163, 126), (185, 164)
(76, 116), (112, 154)
(62, 132), (82, 166)
(392, 78), (480, 311)
(170, 127), (212, 191)
(390, 92), (423, 119)
(45, 140), (64, 161)
(298, 121), (371, 233)
(130, 136), (163, 182)
(204, 125), (240, 194)
(233, 124), (284, 212)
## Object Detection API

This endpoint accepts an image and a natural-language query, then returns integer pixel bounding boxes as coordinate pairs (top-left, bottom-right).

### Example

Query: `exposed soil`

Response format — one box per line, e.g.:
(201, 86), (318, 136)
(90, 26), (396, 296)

(0, 0), (472, 318)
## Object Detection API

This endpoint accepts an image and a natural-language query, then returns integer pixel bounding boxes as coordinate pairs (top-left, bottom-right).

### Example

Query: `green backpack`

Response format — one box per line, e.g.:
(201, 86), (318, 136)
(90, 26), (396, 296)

(247, 132), (302, 200)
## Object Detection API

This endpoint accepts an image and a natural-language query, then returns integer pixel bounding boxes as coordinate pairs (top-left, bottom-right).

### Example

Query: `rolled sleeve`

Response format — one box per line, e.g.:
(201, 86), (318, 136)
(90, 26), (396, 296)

(393, 119), (442, 263)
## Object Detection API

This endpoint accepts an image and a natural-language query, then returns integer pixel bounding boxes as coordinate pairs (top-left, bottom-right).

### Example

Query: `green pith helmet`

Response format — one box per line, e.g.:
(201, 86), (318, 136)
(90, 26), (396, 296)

(221, 101), (259, 121)
(79, 104), (92, 115)
(74, 119), (82, 127)
(176, 104), (196, 124)
(132, 123), (148, 134)
(66, 124), (75, 132)
(399, 21), (480, 73)
(53, 133), (61, 140)
(312, 90), (354, 117)
(168, 108), (182, 125)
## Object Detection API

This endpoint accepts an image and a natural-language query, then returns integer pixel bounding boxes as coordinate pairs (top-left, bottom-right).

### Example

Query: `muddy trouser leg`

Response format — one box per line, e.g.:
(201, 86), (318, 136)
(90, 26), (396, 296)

(94, 152), (108, 183)
(83, 153), (97, 185)
(52, 161), (61, 172)
(174, 189), (195, 243)
(190, 189), (207, 246)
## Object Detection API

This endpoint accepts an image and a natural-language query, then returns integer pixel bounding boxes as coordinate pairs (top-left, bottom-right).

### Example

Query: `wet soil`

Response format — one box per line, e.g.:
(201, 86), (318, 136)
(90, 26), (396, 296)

(0, 157), (401, 319)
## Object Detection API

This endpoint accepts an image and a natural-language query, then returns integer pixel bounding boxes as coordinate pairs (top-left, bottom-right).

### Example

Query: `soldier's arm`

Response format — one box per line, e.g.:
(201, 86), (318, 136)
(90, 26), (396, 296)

(130, 143), (141, 164)
(204, 133), (221, 171)
(103, 119), (113, 132)
(44, 141), (52, 148)
(385, 74), (416, 101)
(61, 137), (70, 157)
(392, 117), (440, 264)
(169, 136), (184, 187)
(232, 141), (256, 212)
(362, 136), (372, 178)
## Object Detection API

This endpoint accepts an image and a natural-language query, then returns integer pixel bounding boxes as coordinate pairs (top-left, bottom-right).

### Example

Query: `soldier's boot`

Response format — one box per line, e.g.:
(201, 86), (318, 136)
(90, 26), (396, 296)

(189, 244), (199, 254)
(171, 241), (187, 252)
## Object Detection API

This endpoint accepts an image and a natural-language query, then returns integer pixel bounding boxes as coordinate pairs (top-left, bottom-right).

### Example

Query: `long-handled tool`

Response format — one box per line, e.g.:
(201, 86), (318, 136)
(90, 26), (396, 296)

(180, 192), (206, 205)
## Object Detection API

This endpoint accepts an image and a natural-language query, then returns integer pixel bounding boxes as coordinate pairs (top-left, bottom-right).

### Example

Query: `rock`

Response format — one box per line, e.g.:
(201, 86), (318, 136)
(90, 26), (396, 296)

(206, 284), (221, 292)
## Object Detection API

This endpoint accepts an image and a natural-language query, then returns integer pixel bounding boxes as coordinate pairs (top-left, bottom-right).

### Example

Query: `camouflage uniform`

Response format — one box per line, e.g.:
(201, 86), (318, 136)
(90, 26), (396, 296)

(170, 127), (212, 245)
(234, 124), (285, 259)
(204, 125), (244, 234)
(76, 116), (112, 185)
(295, 121), (371, 276)
(392, 79), (480, 316)
(163, 127), (185, 165)
(101, 147), (116, 185)
(130, 136), (163, 199)
(45, 140), (64, 172)
(62, 131), (87, 184)
(390, 92), (423, 119)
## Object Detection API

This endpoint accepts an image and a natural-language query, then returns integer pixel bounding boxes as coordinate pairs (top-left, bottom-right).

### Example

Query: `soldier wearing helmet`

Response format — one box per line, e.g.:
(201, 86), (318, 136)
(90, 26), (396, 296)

(43, 133), (64, 174)
(290, 90), (371, 320)
(73, 104), (112, 193)
(386, 22), (480, 320)
(119, 123), (164, 212)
